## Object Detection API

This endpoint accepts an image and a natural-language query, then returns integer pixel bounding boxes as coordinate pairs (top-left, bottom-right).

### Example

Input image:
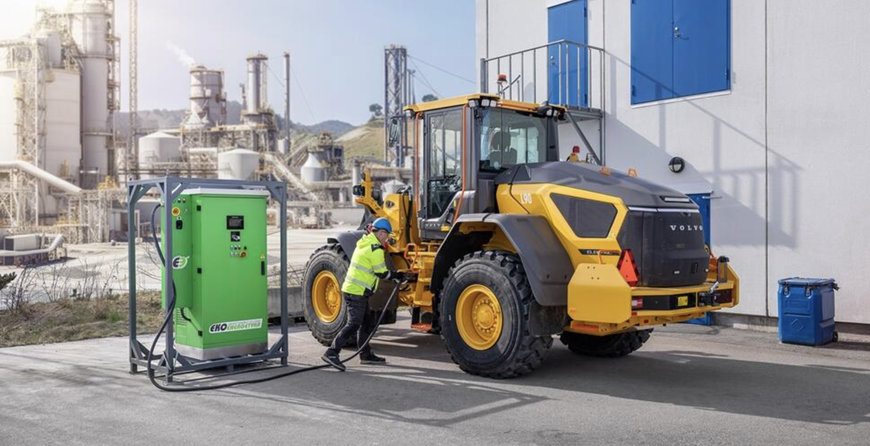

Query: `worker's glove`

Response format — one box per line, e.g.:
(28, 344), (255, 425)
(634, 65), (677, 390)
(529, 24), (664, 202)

(391, 271), (415, 283)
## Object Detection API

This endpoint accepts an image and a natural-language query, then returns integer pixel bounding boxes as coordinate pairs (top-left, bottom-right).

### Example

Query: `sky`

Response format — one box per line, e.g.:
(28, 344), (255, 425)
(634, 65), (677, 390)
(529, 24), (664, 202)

(0, 0), (477, 126)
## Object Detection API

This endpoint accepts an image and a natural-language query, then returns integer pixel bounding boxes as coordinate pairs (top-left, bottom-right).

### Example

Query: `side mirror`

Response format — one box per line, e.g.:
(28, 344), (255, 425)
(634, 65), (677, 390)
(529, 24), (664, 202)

(388, 118), (400, 145)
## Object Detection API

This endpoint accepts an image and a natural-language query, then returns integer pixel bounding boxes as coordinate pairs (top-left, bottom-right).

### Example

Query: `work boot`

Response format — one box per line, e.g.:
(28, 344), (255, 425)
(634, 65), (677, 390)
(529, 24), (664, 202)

(321, 353), (346, 371)
(359, 352), (386, 365)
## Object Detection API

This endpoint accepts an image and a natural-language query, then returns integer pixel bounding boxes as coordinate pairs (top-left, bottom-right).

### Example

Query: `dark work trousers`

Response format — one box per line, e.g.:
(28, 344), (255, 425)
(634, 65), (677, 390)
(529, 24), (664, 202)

(327, 292), (376, 356)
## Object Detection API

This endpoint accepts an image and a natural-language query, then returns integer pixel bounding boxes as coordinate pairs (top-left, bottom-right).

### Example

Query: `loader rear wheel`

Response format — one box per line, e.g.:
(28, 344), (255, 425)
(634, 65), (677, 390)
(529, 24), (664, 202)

(560, 329), (652, 358)
(303, 244), (349, 346)
(439, 251), (552, 378)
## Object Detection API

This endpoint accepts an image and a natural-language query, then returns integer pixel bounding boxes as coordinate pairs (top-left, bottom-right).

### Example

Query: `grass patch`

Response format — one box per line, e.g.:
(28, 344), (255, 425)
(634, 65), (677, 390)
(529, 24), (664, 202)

(0, 292), (164, 348)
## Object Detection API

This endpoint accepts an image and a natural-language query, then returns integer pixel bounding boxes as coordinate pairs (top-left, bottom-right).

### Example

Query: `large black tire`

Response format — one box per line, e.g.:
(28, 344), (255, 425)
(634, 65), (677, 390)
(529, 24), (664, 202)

(302, 244), (349, 346)
(560, 329), (652, 358)
(439, 251), (552, 378)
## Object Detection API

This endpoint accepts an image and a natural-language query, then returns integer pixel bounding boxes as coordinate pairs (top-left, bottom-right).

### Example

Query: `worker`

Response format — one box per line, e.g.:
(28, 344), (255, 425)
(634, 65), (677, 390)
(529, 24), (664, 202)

(566, 145), (581, 162)
(322, 217), (411, 371)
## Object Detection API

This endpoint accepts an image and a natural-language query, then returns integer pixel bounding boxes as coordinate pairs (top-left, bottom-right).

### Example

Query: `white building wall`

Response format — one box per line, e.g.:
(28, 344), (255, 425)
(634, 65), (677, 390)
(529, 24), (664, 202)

(477, 0), (870, 324)
(765, 0), (870, 324)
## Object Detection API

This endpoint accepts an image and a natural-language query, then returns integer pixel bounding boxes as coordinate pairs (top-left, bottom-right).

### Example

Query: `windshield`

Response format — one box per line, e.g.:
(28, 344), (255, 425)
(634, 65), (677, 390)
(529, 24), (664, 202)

(478, 108), (548, 171)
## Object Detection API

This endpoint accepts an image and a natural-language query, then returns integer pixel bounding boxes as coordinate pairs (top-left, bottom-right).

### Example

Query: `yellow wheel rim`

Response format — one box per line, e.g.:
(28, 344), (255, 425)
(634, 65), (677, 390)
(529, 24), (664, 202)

(456, 284), (503, 350)
(312, 270), (342, 322)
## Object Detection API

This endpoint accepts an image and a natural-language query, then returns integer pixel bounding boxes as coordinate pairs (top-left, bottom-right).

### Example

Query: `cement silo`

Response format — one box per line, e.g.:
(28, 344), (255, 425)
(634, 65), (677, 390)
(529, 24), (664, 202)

(0, 71), (16, 163)
(43, 69), (82, 181)
(246, 54), (268, 114)
(300, 151), (328, 183)
(182, 66), (226, 129)
(69, 0), (114, 180)
(138, 131), (182, 172)
(218, 148), (259, 180)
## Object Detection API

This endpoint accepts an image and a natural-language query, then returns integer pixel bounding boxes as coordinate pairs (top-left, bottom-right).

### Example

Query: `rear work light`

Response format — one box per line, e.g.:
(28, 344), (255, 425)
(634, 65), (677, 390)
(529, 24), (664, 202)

(713, 289), (733, 305)
(617, 249), (639, 287)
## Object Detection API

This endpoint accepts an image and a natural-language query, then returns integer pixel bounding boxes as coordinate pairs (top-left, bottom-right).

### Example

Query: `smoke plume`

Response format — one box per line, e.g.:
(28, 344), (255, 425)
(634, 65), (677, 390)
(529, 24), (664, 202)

(165, 41), (195, 67)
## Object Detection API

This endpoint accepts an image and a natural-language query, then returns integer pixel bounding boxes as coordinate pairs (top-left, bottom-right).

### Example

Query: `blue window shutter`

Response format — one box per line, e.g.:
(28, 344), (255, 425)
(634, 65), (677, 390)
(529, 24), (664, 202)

(631, 0), (675, 104)
(673, 0), (730, 96)
(547, 0), (588, 107)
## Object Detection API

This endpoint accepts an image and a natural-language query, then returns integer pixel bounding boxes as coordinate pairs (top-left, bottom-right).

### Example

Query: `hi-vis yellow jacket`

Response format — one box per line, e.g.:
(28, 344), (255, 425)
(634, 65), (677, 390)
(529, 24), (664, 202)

(341, 232), (389, 296)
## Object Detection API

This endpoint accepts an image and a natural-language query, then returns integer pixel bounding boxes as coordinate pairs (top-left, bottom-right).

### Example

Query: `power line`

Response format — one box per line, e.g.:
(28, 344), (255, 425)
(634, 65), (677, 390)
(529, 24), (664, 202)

(268, 62), (316, 123)
(409, 59), (441, 98)
(408, 55), (476, 85)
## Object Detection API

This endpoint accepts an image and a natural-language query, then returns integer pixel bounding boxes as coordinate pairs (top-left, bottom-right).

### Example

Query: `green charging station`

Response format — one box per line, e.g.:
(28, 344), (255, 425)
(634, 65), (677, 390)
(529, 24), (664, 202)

(127, 178), (289, 382)
(163, 189), (269, 360)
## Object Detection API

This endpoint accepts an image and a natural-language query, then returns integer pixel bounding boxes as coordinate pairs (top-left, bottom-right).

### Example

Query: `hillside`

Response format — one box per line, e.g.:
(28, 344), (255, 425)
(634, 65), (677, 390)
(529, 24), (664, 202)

(336, 118), (385, 161)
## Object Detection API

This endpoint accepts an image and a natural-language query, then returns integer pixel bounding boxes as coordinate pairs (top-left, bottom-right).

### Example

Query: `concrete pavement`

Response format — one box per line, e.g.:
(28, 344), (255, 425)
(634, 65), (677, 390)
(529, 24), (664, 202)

(1, 321), (868, 445)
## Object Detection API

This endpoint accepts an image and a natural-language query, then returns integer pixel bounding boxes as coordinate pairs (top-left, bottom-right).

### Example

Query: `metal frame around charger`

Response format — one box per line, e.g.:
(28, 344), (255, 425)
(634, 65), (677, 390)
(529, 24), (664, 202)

(127, 177), (288, 382)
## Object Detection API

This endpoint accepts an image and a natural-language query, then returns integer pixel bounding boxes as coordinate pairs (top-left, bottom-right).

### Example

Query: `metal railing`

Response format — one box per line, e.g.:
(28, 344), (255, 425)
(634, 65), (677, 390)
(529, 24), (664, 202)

(480, 40), (604, 112)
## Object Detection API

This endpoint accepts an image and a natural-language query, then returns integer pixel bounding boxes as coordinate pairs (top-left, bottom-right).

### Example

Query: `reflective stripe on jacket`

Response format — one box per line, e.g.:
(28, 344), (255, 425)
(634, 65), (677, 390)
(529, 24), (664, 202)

(341, 232), (388, 296)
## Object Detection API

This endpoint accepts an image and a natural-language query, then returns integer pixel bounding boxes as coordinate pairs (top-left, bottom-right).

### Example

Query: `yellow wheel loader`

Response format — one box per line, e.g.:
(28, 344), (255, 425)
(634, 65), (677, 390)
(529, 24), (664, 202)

(303, 94), (738, 378)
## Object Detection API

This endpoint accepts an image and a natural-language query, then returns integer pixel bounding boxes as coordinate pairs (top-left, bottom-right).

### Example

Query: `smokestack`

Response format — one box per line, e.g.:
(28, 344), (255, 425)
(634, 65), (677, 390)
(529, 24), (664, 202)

(283, 52), (291, 144)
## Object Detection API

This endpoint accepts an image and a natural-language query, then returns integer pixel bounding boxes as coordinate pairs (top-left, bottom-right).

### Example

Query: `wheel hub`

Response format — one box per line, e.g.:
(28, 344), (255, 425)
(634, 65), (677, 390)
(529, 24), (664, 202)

(312, 270), (342, 322)
(456, 284), (503, 350)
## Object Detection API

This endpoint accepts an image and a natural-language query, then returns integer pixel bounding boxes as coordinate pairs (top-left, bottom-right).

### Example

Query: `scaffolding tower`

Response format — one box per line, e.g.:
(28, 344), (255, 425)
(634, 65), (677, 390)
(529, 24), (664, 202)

(384, 45), (411, 166)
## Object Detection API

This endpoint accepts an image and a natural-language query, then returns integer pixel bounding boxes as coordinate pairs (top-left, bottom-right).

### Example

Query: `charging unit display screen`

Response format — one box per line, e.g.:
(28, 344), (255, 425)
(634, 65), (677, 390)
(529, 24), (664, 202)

(226, 215), (244, 229)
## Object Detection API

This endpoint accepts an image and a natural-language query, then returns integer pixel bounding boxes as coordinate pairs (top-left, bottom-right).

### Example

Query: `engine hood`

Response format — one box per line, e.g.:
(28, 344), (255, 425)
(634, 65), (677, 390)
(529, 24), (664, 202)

(494, 162), (697, 209)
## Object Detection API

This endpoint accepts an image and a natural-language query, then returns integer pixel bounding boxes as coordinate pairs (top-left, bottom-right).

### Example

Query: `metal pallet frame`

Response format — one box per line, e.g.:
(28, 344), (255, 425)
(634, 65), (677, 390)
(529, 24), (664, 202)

(127, 177), (288, 382)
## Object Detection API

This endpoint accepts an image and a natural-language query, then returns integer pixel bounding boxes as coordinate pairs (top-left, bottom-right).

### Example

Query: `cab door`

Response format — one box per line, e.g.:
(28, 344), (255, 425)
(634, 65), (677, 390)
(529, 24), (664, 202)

(418, 107), (464, 240)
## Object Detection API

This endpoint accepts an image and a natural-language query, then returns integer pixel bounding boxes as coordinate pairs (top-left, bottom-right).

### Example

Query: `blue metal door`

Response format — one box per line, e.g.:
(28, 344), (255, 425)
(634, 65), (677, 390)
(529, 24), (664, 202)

(673, 0), (730, 96)
(548, 0), (587, 107)
(630, 0), (675, 104)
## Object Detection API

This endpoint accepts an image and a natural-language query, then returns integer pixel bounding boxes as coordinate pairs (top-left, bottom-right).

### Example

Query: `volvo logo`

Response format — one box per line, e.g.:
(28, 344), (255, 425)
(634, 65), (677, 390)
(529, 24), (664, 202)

(669, 224), (703, 232)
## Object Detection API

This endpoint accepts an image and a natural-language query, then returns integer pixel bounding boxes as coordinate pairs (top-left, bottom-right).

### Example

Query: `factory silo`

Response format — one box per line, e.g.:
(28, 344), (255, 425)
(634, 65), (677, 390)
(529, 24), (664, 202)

(301, 151), (328, 183)
(39, 25), (82, 182)
(0, 70), (16, 163)
(138, 131), (181, 177)
(218, 148), (259, 180)
(245, 54), (268, 115)
(183, 66), (226, 129)
(69, 0), (113, 182)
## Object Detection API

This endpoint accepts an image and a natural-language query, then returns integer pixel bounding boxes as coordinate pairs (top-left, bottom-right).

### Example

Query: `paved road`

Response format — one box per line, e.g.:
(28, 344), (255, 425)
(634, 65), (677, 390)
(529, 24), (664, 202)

(1, 322), (868, 445)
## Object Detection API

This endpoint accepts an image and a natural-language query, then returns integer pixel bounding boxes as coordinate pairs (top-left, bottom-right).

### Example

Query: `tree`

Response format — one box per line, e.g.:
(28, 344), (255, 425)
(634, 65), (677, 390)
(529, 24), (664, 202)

(368, 103), (383, 118)
(422, 94), (438, 103)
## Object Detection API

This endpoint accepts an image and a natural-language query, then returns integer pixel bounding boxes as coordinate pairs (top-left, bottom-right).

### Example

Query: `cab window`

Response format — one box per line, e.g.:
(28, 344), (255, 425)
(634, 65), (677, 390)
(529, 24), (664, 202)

(478, 108), (547, 171)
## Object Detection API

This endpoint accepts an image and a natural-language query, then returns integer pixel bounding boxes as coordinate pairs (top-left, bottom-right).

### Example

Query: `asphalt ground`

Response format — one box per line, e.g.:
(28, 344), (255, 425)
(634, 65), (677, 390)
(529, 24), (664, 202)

(1, 319), (868, 445)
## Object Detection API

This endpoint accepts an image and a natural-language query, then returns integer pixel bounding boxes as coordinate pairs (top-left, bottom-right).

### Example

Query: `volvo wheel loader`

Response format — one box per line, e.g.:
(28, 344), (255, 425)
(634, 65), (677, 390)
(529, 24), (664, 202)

(303, 94), (739, 378)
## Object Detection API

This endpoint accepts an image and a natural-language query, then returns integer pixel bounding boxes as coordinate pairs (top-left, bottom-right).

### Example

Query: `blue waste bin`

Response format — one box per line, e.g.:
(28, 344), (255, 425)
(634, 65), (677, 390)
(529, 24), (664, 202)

(777, 278), (838, 346)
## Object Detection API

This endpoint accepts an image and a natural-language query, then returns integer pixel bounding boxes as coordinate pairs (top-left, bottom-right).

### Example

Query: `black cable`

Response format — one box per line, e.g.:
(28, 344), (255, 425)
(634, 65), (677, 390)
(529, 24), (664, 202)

(143, 204), (402, 391)
(149, 282), (402, 392)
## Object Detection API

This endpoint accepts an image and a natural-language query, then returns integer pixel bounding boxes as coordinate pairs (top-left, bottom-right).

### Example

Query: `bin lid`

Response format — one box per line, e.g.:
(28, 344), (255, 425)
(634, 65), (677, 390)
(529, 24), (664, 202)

(777, 277), (836, 287)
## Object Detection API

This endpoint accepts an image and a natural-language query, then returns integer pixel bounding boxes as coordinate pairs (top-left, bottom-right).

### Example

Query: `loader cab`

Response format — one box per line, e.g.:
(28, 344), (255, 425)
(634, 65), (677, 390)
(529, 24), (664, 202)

(409, 95), (562, 240)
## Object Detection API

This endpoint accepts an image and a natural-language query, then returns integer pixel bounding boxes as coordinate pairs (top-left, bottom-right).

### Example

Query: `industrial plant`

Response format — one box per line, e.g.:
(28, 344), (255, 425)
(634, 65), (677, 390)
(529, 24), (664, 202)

(0, 0), (418, 265)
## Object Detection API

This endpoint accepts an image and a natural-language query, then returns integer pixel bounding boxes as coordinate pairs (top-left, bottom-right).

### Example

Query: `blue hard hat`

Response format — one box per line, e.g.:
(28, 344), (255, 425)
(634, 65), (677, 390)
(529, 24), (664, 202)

(372, 218), (392, 233)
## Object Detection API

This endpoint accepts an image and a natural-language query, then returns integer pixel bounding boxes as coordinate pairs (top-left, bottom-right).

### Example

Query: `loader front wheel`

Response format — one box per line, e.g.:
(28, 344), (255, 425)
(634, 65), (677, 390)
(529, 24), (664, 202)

(303, 244), (349, 346)
(439, 251), (552, 378)
(560, 329), (652, 358)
